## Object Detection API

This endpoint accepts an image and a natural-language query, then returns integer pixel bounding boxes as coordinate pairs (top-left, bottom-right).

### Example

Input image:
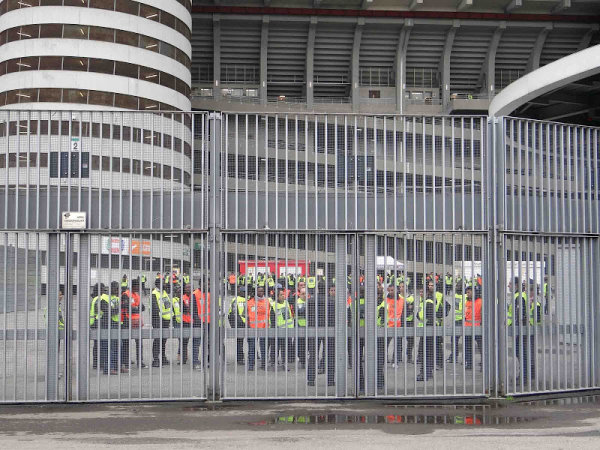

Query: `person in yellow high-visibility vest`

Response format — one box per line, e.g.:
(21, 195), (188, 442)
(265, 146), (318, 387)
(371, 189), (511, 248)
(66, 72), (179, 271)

(228, 285), (248, 366)
(293, 287), (308, 367)
(270, 285), (294, 370)
(151, 278), (173, 368)
(447, 282), (465, 364)
(511, 281), (542, 384)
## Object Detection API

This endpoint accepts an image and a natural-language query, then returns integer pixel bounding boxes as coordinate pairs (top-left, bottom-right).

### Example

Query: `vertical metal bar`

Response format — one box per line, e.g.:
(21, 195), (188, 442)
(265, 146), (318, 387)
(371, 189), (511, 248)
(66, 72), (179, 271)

(1, 232), (7, 402)
(432, 117), (436, 232)
(209, 113), (222, 401)
(45, 233), (59, 401)
(265, 115), (269, 230)
(23, 237), (29, 400)
(591, 238), (598, 388)
(383, 117), (387, 230)
(13, 231), (19, 402)
(582, 237), (589, 388)
(533, 235), (541, 393)
(363, 116), (368, 231)
(422, 117), (426, 231)
(64, 233), (72, 401)
(374, 116), (378, 231)
(354, 115), (358, 231)
(471, 117), (475, 231)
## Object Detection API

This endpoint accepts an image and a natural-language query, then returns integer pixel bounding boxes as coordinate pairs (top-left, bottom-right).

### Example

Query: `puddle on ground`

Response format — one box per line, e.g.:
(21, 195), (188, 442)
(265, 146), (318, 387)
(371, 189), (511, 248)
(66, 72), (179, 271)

(519, 395), (600, 407)
(247, 413), (537, 426)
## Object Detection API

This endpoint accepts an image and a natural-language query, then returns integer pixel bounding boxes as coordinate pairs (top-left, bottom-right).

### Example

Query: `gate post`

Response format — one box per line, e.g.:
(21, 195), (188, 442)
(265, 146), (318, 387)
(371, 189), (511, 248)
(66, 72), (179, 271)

(46, 233), (60, 401)
(489, 116), (507, 397)
(76, 234), (90, 401)
(335, 235), (348, 396)
(208, 112), (222, 401)
(364, 234), (377, 396)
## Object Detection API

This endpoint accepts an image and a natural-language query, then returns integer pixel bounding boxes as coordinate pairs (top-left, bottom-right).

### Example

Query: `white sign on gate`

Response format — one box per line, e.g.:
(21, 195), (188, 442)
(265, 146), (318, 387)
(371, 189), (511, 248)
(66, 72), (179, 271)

(71, 137), (80, 152)
(61, 211), (87, 230)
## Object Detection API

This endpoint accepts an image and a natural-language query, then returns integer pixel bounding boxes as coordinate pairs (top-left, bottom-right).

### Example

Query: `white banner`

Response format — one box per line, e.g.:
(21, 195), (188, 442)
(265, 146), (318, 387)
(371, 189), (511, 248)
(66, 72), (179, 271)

(101, 237), (130, 255)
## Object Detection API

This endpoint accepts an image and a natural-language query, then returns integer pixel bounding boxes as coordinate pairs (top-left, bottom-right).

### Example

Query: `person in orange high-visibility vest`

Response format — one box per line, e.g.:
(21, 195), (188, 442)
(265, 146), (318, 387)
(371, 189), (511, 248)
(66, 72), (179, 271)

(383, 283), (405, 367)
(228, 272), (237, 294)
(463, 286), (482, 370)
(247, 286), (272, 371)
(192, 279), (211, 370)
(177, 283), (193, 366)
(121, 279), (146, 369)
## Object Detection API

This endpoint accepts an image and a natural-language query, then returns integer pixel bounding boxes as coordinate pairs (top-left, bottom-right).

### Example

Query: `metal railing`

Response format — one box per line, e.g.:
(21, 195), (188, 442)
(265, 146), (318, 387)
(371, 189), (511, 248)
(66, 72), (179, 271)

(221, 65), (260, 84)
(450, 93), (490, 100)
(405, 97), (443, 106)
(314, 96), (351, 104)
(406, 68), (440, 89)
(359, 67), (395, 87)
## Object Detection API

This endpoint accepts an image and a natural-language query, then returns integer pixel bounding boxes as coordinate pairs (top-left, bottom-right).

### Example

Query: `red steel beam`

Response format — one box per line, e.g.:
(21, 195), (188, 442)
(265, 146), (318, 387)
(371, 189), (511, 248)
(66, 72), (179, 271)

(192, 5), (600, 23)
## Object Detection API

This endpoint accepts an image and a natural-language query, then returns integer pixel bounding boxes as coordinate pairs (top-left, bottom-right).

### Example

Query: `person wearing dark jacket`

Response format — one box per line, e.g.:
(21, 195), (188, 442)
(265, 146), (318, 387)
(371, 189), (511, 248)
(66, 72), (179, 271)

(514, 282), (542, 384)
(98, 282), (121, 375)
(307, 282), (335, 386)
(308, 283), (336, 386)
(417, 280), (449, 381)
(375, 283), (386, 390)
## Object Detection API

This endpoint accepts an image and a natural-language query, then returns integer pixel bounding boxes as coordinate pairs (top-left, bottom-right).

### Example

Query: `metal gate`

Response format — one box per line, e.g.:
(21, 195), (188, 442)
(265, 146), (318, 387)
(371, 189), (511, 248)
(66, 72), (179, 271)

(219, 114), (489, 398)
(495, 118), (600, 395)
(0, 111), (599, 402)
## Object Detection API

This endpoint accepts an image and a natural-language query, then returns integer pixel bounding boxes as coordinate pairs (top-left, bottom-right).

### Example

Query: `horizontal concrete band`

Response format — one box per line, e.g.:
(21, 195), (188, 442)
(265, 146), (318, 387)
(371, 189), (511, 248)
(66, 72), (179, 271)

(0, 71), (191, 111)
(0, 40), (191, 84)
(0, 8), (191, 57)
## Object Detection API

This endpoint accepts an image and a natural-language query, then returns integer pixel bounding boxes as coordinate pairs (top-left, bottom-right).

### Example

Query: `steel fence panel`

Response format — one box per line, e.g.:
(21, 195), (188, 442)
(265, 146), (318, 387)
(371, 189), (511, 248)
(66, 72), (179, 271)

(2, 111), (600, 402)
(220, 231), (488, 399)
(0, 110), (199, 231)
(221, 232), (356, 399)
(0, 231), (65, 402)
(70, 232), (208, 402)
(499, 233), (597, 395)
(221, 113), (486, 232)
(502, 118), (600, 235)
(498, 117), (600, 396)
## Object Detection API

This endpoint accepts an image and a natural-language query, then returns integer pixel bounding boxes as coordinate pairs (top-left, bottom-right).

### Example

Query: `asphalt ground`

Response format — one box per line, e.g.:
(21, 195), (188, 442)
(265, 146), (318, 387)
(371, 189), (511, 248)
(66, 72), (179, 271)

(0, 393), (599, 449)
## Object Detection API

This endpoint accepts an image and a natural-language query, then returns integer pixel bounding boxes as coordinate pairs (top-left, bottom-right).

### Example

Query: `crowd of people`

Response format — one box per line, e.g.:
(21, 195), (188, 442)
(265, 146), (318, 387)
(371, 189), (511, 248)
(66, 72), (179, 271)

(86, 270), (547, 387)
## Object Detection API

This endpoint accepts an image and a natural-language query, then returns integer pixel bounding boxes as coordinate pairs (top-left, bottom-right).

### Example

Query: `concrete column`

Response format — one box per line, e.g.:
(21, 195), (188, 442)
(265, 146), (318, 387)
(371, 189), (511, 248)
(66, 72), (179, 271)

(351, 19), (365, 112)
(395, 21), (413, 113)
(260, 16), (269, 105)
(527, 25), (551, 73)
(441, 21), (459, 110)
(306, 18), (317, 109)
(213, 15), (221, 100)
(483, 24), (505, 99)
(577, 26), (598, 52)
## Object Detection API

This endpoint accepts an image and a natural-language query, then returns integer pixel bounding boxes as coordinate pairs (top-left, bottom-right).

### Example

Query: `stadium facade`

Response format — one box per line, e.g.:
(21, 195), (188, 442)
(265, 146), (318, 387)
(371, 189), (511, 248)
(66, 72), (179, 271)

(0, 0), (599, 403)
